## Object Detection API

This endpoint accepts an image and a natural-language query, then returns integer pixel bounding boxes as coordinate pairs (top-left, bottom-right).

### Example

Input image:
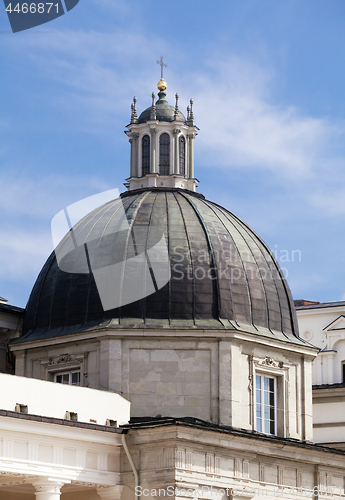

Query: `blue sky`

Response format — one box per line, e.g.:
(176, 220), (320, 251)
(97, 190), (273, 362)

(1, 0), (345, 308)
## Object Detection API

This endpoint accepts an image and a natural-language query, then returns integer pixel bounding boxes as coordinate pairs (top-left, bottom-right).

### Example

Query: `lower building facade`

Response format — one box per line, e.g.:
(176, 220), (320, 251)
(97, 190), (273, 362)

(296, 300), (345, 449)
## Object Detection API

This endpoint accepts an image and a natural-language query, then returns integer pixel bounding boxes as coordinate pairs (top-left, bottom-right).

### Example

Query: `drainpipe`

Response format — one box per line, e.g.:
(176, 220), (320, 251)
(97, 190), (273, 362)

(122, 432), (139, 500)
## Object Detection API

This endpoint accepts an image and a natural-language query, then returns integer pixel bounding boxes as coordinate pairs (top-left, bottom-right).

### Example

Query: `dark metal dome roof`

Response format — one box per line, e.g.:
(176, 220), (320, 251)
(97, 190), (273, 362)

(138, 92), (185, 124)
(19, 188), (302, 344)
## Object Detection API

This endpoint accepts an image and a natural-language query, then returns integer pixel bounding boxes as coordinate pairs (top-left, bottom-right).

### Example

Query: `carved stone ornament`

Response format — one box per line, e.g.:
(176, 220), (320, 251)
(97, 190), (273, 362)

(49, 354), (74, 365)
(72, 481), (97, 488)
(258, 356), (284, 368)
(0, 481), (25, 487)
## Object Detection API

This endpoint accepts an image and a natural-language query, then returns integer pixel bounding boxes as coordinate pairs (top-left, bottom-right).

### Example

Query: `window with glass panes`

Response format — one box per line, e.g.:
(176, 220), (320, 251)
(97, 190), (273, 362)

(159, 133), (170, 175)
(142, 135), (150, 176)
(54, 371), (80, 386)
(256, 374), (276, 434)
(179, 136), (185, 176)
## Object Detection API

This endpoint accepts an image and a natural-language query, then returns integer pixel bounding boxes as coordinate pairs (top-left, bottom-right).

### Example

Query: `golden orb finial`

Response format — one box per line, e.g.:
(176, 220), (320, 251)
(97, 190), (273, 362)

(157, 77), (167, 91)
(156, 56), (167, 92)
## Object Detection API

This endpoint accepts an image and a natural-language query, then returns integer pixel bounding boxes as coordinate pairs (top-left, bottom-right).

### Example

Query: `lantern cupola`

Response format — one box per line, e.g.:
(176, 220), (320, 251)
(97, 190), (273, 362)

(124, 60), (199, 192)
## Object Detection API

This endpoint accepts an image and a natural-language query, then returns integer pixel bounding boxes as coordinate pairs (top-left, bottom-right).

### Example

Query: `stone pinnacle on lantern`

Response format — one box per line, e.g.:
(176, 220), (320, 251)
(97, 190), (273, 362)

(150, 92), (156, 120)
(190, 99), (194, 120)
(174, 93), (179, 120)
(132, 96), (138, 123)
(187, 99), (194, 126)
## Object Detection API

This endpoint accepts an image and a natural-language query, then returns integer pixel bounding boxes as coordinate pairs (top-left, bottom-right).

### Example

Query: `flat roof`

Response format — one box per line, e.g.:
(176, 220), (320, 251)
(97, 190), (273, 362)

(313, 382), (345, 389)
(0, 302), (24, 315)
(296, 301), (345, 311)
(0, 408), (122, 432)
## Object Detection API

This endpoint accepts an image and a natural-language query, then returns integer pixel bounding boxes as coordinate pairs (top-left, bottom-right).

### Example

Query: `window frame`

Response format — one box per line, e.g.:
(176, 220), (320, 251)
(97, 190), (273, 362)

(255, 373), (278, 435)
(179, 135), (186, 176)
(54, 370), (81, 386)
(159, 132), (170, 175)
(141, 134), (150, 177)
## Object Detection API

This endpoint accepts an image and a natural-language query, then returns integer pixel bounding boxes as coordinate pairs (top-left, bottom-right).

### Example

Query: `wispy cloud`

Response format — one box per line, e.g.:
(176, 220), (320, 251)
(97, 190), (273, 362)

(307, 187), (345, 217)
(6, 29), (345, 180)
(0, 171), (112, 219)
(0, 229), (51, 277)
(192, 58), (345, 179)
(2, 22), (345, 305)
(5, 29), (167, 134)
(3, 27), (345, 239)
(0, 171), (118, 285)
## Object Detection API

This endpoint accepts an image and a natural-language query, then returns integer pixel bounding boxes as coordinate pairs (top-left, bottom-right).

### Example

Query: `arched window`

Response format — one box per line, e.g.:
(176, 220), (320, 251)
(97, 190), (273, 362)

(179, 136), (185, 176)
(159, 133), (170, 175)
(142, 135), (150, 176)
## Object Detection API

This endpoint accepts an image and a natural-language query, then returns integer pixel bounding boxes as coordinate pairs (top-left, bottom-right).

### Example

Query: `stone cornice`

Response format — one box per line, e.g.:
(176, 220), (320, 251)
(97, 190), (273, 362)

(124, 421), (345, 467)
(9, 328), (318, 358)
(0, 413), (123, 443)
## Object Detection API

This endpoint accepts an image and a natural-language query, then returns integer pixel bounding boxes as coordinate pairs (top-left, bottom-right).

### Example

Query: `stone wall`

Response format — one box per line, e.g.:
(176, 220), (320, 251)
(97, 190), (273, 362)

(11, 328), (316, 441)
(129, 348), (211, 419)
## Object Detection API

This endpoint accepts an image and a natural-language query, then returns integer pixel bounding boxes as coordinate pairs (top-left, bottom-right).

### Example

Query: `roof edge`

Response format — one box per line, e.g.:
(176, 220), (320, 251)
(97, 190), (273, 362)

(120, 416), (345, 456)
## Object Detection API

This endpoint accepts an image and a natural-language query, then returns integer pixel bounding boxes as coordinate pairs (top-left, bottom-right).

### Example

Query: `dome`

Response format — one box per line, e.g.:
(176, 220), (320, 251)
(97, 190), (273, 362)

(21, 188), (301, 344)
(138, 91), (186, 124)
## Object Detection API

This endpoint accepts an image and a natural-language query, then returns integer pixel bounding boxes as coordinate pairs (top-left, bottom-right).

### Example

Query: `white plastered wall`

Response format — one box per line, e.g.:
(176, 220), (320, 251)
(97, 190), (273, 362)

(0, 372), (130, 425)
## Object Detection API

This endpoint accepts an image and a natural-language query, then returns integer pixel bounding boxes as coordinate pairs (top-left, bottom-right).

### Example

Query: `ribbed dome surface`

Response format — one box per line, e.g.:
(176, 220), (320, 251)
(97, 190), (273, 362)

(20, 188), (300, 343)
(138, 98), (185, 124)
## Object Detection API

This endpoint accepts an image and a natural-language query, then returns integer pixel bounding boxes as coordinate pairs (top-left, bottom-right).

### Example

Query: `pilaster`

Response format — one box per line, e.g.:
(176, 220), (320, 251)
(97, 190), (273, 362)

(229, 343), (242, 428)
(100, 339), (110, 391)
(150, 127), (157, 173)
(173, 129), (181, 174)
(15, 350), (26, 376)
(301, 356), (314, 441)
(108, 339), (122, 394)
(133, 133), (139, 178)
(129, 138), (135, 178)
(325, 351), (336, 384)
(219, 341), (231, 425)
(99, 339), (122, 393)
(187, 134), (195, 179)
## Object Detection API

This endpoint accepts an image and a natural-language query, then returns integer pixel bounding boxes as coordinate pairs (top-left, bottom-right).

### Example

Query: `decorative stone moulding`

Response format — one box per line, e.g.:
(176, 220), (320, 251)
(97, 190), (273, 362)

(303, 330), (313, 341)
(124, 174), (199, 192)
(258, 356), (284, 369)
(47, 353), (84, 366)
(49, 353), (73, 365)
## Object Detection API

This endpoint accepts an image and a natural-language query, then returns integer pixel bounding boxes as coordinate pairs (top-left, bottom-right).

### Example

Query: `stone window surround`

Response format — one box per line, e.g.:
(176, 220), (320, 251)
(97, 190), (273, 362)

(251, 356), (287, 438)
(255, 373), (277, 435)
(41, 354), (85, 385)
